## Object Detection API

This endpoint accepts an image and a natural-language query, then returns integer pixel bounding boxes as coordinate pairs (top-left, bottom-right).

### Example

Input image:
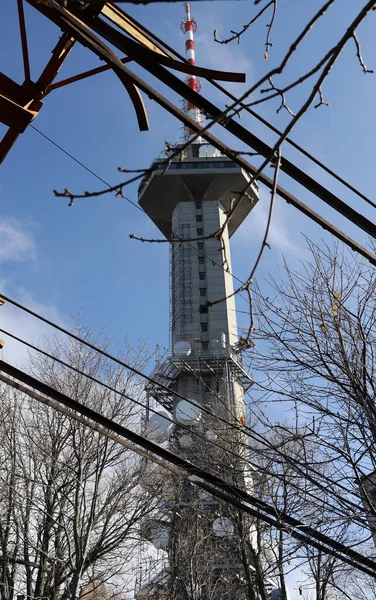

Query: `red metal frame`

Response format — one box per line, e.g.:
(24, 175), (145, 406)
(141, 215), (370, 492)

(0, 0), (245, 164)
(0, 32), (75, 163)
(45, 56), (131, 95)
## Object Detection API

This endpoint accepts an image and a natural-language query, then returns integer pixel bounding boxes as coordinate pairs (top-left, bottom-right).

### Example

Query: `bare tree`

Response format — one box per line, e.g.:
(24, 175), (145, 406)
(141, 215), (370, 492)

(249, 240), (376, 587)
(244, 427), (359, 600)
(136, 397), (363, 600)
(0, 322), (159, 600)
(0, 388), (24, 600)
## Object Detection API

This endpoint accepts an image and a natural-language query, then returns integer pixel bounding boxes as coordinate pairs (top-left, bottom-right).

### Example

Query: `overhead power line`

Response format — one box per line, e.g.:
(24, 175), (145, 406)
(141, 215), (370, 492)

(30, 123), (375, 325)
(1, 358), (376, 579)
(0, 290), (369, 529)
(31, 123), (264, 326)
(122, 8), (376, 211)
(9, 128), (374, 529)
(1, 325), (365, 526)
(0, 285), (365, 512)
(29, 125), (143, 213)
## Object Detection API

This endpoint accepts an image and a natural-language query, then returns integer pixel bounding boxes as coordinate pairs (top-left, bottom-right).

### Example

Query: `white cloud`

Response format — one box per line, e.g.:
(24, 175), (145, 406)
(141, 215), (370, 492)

(0, 218), (36, 262)
(0, 219), (66, 367)
(0, 283), (66, 368)
(200, 33), (252, 74)
(195, 29), (253, 99)
(233, 189), (301, 254)
(0, 286), (62, 365)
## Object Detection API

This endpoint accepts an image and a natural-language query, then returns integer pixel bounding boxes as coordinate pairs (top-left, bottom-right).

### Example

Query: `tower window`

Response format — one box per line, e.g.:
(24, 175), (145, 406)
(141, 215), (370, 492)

(198, 242), (204, 251)
(198, 257), (205, 265)
(202, 342), (209, 351)
(201, 323), (208, 332)
(195, 202), (202, 210)
(196, 215), (202, 223)
(199, 305), (208, 314)
(197, 228), (203, 236)
(199, 272), (205, 280)
(200, 288), (207, 297)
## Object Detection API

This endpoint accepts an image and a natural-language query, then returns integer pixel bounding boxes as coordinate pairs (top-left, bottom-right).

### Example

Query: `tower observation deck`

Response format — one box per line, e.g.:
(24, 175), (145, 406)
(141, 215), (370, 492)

(136, 5), (279, 600)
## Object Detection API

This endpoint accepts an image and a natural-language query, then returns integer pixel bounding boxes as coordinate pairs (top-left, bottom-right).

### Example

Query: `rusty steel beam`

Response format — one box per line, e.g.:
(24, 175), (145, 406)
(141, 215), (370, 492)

(0, 33), (75, 164)
(101, 12), (246, 81)
(17, 0), (31, 81)
(0, 129), (25, 161)
(25, 1), (149, 130)
(60, 15), (149, 130)
(28, 0), (246, 83)
(0, 74), (41, 107)
(101, 3), (171, 57)
(35, 33), (75, 93)
(101, 3), (246, 82)
(0, 94), (36, 131)
(45, 56), (132, 94)
(0, 0), (244, 158)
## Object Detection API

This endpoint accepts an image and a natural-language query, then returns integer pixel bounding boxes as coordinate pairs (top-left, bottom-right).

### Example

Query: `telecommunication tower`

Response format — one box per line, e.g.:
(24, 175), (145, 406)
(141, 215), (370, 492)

(135, 5), (278, 599)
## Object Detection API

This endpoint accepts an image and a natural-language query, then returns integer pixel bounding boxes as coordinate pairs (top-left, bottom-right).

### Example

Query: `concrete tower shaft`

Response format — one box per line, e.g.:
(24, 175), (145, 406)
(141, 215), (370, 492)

(171, 199), (239, 349)
(138, 152), (258, 351)
(138, 148), (260, 599)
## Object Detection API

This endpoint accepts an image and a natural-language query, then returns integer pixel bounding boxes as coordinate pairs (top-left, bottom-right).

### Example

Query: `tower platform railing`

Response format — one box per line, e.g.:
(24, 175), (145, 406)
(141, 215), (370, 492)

(145, 346), (253, 412)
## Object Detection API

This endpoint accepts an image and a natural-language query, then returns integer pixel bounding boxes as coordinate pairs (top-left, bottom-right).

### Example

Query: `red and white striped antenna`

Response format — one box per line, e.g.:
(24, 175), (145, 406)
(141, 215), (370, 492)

(181, 3), (203, 141)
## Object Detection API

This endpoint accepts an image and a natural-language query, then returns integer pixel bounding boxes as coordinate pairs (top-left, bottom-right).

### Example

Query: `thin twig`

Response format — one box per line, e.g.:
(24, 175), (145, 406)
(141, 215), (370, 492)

(262, 77), (296, 116)
(264, 0), (277, 58)
(352, 32), (374, 73)
(214, 0), (274, 45)
(314, 88), (330, 109)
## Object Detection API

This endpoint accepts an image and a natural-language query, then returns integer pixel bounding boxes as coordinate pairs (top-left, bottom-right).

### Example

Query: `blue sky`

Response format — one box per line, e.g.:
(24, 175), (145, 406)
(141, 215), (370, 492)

(1, 4), (375, 596)
(0, 0), (375, 367)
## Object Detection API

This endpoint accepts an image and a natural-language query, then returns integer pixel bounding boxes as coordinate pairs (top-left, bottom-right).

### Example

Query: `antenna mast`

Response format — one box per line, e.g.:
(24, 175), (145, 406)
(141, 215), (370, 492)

(181, 3), (203, 141)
